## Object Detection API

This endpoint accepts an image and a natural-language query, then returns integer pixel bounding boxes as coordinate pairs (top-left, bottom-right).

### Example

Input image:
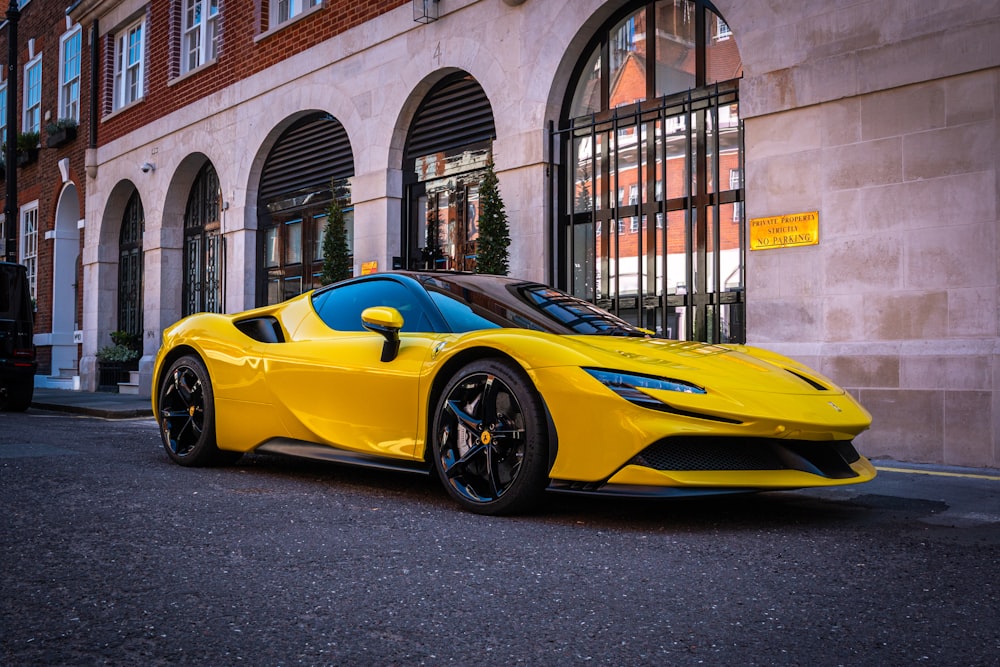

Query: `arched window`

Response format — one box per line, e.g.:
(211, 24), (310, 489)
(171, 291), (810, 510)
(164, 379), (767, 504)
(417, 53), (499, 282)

(401, 73), (495, 272)
(183, 163), (224, 315)
(258, 113), (355, 305)
(556, 0), (744, 343)
(118, 190), (144, 338)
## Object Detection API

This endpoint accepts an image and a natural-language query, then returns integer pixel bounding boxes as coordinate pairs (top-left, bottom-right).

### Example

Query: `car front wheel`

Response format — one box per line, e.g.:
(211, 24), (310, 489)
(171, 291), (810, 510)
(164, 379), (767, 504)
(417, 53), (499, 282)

(432, 358), (549, 515)
(157, 355), (240, 467)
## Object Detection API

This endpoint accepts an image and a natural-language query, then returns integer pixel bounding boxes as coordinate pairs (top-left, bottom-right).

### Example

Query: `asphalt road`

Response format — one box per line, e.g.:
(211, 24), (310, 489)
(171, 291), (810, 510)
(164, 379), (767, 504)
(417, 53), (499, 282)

(1, 410), (998, 666)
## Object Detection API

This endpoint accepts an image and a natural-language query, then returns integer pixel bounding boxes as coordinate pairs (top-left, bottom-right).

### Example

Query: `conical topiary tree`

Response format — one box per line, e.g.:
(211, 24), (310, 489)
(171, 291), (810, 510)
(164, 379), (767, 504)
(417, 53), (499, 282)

(320, 194), (351, 285)
(475, 160), (510, 275)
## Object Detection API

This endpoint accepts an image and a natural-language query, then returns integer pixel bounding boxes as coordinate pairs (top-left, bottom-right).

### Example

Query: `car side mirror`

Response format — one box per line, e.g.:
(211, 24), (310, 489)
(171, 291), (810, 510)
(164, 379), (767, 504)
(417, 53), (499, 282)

(361, 306), (404, 362)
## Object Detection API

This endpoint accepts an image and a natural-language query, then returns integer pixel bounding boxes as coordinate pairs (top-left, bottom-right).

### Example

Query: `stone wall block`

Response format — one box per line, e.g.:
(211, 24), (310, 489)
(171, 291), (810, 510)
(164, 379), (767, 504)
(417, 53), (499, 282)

(744, 108), (822, 159)
(860, 82), (945, 141)
(823, 137), (902, 191)
(745, 149), (822, 214)
(855, 388), (944, 463)
(948, 287), (998, 338)
(944, 391), (994, 468)
(823, 354), (901, 389)
(746, 298), (821, 343)
(905, 223), (995, 290)
(862, 290), (949, 341)
(823, 294), (867, 342)
(823, 235), (902, 293)
(944, 69), (997, 127)
(903, 121), (995, 181)
(860, 171), (996, 235)
(901, 355), (992, 391)
(820, 97), (861, 147)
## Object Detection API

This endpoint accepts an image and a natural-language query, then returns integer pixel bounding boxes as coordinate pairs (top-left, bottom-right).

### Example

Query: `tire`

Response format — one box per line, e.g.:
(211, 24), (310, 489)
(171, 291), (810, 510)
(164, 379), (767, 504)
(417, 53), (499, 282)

(431, 358), (549, 515)
(0, 377), (33, 412)
(157, 355), (240, 467)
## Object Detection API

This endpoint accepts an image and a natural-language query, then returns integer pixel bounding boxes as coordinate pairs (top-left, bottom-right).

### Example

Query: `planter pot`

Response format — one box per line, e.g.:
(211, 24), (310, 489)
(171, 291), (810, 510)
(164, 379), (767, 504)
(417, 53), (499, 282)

(16, 149), (38, 167)
(97, 360), (139, 392)
(46, 126), (77, 148)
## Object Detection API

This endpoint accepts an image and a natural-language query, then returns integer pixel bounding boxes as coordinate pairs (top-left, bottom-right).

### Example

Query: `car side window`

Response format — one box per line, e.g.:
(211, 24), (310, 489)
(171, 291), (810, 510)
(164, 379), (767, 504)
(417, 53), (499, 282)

(312, 279), (432, 332)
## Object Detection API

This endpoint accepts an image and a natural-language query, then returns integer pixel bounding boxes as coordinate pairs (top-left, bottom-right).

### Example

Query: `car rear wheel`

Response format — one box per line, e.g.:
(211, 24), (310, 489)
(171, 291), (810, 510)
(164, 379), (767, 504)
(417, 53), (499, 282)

(432, 358), (549, 515)
(157, 355), (240, 467)
(0, 377), (33, 412)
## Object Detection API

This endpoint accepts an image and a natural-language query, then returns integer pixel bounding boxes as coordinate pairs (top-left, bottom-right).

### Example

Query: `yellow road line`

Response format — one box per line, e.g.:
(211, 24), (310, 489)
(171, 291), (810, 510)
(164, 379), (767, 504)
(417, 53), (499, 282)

(876, 465), (1000, 482)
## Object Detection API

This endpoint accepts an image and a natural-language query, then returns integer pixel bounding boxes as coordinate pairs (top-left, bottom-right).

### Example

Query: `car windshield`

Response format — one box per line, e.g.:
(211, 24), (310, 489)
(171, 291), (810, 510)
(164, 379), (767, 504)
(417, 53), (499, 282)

(416, 274), (646, 337)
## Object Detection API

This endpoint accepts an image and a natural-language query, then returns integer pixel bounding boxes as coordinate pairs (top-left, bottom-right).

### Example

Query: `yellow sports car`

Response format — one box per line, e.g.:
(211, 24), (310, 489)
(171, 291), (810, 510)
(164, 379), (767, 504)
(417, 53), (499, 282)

(153, 271), (875, 515)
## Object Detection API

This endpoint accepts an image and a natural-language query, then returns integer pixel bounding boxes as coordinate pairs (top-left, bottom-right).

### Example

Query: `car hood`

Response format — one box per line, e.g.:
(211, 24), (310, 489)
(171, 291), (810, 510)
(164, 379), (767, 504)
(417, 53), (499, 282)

(555, 335), (843, 396)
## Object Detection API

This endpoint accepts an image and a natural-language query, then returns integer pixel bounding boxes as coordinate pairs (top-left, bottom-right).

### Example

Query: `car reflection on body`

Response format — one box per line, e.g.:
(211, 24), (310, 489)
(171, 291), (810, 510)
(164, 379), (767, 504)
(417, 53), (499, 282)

(153, 271), (875, 515)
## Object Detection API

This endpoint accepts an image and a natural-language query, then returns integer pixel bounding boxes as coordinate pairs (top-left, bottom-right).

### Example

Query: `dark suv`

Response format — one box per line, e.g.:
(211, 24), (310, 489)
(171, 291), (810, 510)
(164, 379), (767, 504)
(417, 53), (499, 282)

(0, 262), (36, 411)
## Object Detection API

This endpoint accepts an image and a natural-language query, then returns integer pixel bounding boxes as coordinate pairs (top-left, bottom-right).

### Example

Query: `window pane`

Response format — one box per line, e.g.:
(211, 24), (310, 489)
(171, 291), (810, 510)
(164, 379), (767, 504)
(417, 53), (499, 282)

(313, 214), (327, 262)
(285, 220), (302, 265)
(264, 226), (279, 267)
(655, 0), (696, 97)
(706, 8), (742, 83)
(569, 47), (601, 118)
(609, 10), (646, 108)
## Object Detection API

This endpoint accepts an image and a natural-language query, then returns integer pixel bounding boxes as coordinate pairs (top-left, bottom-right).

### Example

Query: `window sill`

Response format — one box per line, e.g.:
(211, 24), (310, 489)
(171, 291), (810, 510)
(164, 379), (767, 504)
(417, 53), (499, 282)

(168, 58), (218, 87)
(254, 1), (325, 43)
(102, 97), (145, 122)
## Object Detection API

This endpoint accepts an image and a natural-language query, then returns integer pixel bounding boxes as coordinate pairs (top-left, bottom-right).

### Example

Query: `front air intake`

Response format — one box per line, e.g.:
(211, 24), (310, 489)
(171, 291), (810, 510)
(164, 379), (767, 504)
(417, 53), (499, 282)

(630, 437), (861, 479)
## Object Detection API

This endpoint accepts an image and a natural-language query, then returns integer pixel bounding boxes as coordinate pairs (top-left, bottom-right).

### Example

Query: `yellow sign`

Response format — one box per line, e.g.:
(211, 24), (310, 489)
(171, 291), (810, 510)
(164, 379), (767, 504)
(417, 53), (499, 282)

(361, 260), (378, 275)
(749, 211), (819, 250)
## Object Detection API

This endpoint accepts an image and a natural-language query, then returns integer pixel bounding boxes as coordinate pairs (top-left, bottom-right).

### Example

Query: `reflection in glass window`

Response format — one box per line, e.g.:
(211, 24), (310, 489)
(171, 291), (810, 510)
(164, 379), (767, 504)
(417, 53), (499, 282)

(114, 19), (145, 109)
(558, 0), (744, 344)
(23, 57), (42, 134)
(59, 27), (82, 122)
(313, 279), (429, 333)
(183, 0), (220, 73)
(569, 47), (601, 119)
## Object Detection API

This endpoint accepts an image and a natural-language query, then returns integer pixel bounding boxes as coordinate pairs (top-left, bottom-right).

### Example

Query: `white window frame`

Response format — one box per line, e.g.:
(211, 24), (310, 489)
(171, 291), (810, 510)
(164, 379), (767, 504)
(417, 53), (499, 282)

(20, 202), (38, 302)
(0, 82), (7, 147)
(271, 0), (321, 27)
(182, 0), (220, 73)
(715, 17), (732, 41)
(114, 18), (146, 110)
(59, 25), (82, 123)
(729, 168), (742, 222)
(22, 54), (42, 134)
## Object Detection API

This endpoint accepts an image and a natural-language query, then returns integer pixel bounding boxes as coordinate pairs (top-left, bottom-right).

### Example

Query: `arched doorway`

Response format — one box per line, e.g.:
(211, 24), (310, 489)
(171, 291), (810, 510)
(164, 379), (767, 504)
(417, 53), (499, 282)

(400, 72), (495, 271)
(555, 0), (744, 342)
(118, 190), (143, 339)
(51, 183), (81, 378)
(257, 112), (355, 305)
(183, 162), (225, 315)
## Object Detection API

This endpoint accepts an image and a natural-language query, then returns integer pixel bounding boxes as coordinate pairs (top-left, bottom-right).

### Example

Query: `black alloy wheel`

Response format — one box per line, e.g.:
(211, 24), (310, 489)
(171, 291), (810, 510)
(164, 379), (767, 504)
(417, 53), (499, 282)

(157, 354), (239, 467)
(432, 358), (549, 515)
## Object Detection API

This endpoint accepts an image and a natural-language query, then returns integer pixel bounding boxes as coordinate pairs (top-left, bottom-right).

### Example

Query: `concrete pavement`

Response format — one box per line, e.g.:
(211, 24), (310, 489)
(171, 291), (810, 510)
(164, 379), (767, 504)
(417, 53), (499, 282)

(31, 387), (152, 419)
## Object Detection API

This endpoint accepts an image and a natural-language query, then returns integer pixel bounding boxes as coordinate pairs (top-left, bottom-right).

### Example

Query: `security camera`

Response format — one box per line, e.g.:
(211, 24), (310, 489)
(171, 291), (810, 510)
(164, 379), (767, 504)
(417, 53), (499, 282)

(140, 162), (155, 173)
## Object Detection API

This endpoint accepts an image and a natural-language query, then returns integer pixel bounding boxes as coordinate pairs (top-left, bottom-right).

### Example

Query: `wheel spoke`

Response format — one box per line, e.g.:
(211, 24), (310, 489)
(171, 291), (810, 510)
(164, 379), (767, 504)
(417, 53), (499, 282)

(443, 442), (488, 479)
(445, 399), (482, 435)
(479, 375), (499, 427)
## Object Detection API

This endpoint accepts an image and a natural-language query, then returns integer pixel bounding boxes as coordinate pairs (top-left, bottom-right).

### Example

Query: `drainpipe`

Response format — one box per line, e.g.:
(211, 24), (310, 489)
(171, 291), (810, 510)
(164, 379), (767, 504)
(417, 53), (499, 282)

(4, 0), (19, 263)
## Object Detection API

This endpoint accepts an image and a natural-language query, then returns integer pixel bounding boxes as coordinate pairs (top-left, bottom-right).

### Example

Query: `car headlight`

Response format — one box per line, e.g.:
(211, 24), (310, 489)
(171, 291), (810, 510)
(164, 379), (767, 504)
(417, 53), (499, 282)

(585, 368), (706, 396)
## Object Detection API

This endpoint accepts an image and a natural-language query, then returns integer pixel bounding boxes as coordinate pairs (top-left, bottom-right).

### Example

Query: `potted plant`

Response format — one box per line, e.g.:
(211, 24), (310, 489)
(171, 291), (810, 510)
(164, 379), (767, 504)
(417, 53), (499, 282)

(96, 330), (141, 391)
(46, 118), (78, 148)
(320, 190), (352, 285)
(15, 132), (40, 167)
(474, 160), (511, 276)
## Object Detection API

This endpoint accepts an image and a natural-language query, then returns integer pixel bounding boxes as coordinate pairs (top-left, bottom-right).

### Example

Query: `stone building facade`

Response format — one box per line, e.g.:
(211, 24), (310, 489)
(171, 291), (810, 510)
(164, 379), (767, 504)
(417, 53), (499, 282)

(0, 1), (89, 390)
(50, 0), (1000, 468)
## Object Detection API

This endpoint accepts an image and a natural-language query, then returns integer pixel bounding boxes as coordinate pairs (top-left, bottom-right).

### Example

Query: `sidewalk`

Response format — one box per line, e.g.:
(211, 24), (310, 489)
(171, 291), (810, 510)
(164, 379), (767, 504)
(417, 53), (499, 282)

(31, 387), (153, 419)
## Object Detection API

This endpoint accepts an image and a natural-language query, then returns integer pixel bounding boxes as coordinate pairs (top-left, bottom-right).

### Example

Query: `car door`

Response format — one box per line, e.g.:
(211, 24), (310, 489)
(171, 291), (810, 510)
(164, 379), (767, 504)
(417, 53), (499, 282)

(264, 277), (444, 461)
